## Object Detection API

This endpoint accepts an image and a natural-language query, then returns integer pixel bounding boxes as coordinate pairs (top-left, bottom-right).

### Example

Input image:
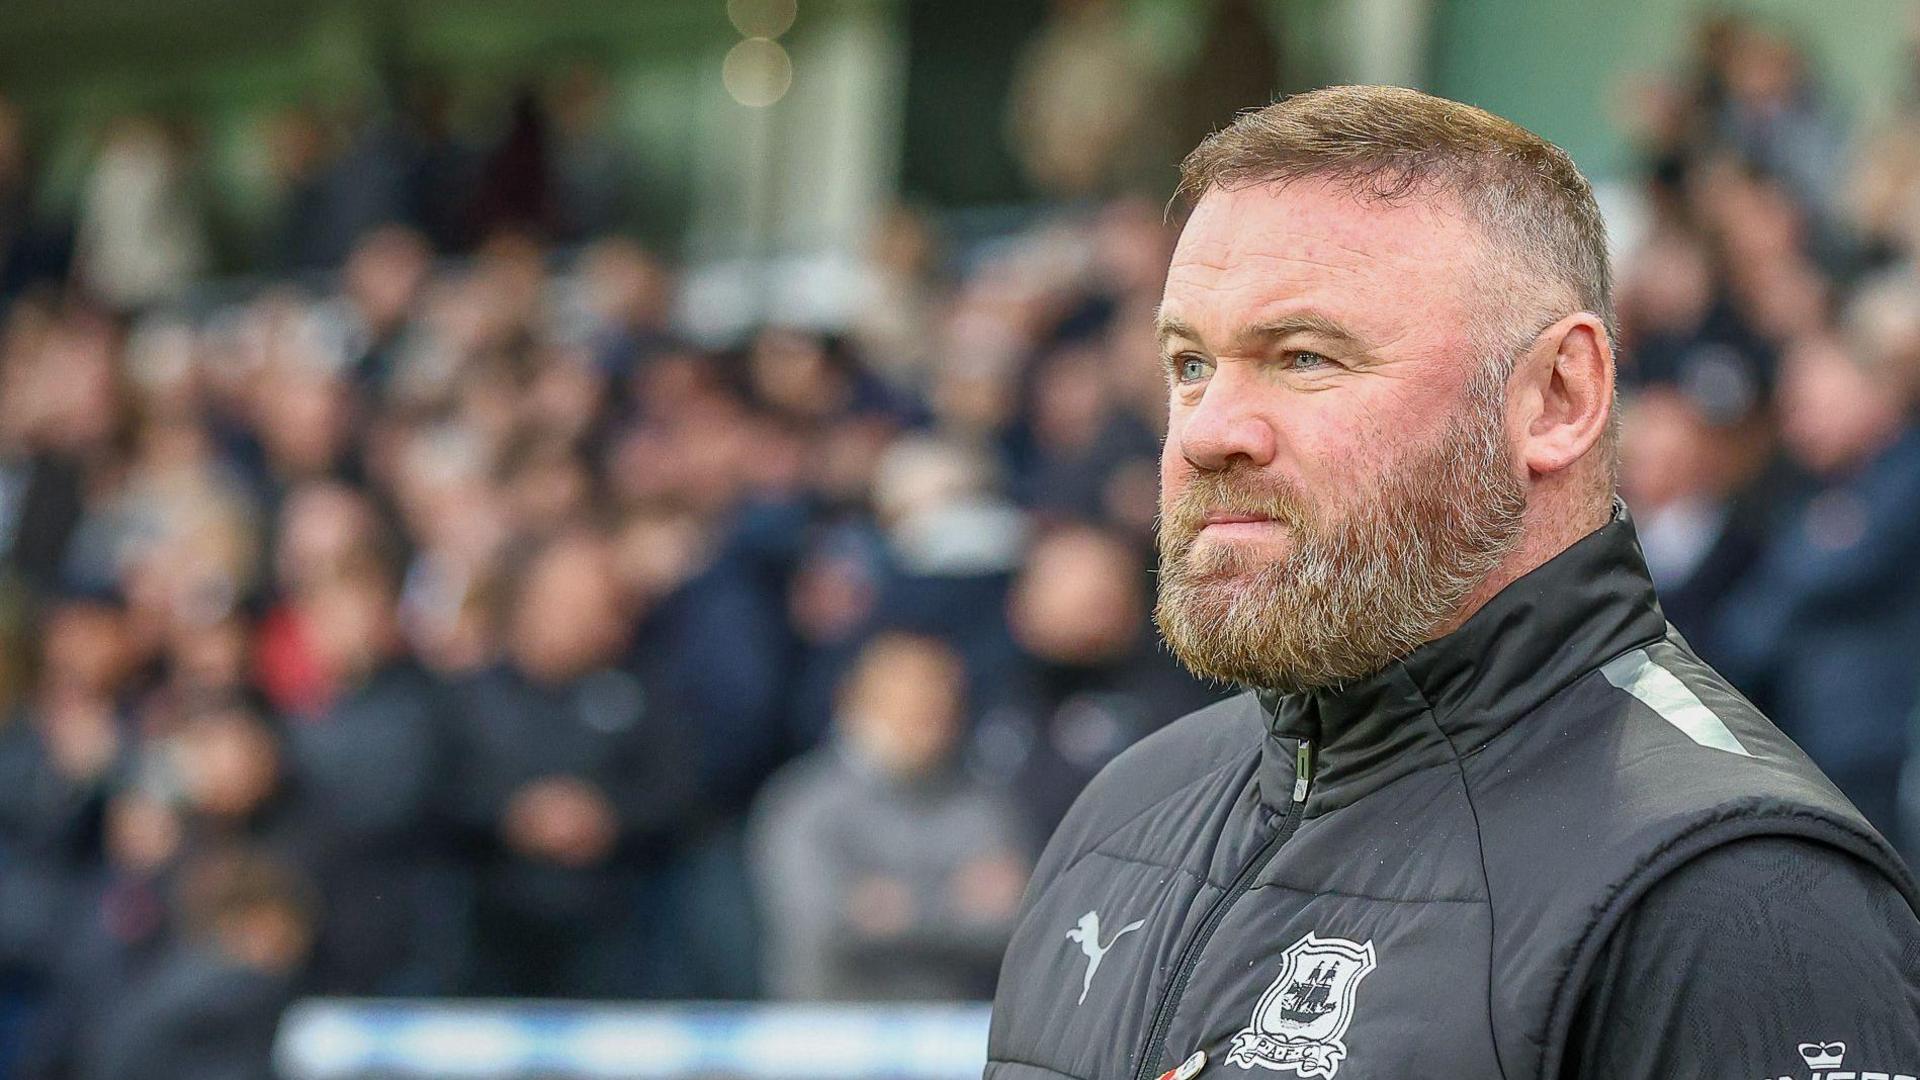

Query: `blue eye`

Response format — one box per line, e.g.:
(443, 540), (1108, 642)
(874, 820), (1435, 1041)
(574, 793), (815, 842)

(1175, 355), (1212, 383)
(1291, 351), (1330, 371)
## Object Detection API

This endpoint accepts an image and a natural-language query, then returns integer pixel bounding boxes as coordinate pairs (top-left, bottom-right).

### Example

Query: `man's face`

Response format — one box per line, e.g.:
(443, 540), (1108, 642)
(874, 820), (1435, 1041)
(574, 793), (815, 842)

(1153, 180), (1527, 692)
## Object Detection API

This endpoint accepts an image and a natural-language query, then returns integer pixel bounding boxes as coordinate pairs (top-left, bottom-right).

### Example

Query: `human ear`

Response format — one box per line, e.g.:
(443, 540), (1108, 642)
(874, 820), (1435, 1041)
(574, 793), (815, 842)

(1518, 313), (1613, 478)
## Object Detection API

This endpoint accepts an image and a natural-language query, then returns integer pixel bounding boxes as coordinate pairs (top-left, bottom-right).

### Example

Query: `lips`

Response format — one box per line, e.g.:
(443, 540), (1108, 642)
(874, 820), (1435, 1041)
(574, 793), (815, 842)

(1202, 511), (1280, 526)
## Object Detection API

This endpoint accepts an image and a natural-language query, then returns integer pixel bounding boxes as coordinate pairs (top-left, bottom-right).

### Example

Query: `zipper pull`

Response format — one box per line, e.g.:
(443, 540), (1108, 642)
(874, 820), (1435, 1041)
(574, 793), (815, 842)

(1292, 738), (1314, 803)
(1155, 1050), (1207, 1080)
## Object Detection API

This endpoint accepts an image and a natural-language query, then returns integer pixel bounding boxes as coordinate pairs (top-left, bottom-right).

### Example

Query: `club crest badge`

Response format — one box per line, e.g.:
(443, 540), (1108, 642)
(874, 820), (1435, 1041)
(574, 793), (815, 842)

(1226, 932), (1377, 1077)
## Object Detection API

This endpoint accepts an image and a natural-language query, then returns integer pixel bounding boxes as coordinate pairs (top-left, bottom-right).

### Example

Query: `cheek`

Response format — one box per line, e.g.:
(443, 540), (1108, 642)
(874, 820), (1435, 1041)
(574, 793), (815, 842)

(1158, 443), (1187, 502)
(1298, 400), (1457, 515)
(1161, 377), (1449, 494)
(1283, 399), (1392, 489)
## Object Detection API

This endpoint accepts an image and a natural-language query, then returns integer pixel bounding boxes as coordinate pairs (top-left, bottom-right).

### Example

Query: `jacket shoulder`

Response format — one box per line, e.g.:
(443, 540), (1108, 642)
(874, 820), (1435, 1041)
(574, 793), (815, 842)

(1473, 635), (1877, 834)
(1467, 633), (1919, 1078)
(1026, 690), (1263, 889)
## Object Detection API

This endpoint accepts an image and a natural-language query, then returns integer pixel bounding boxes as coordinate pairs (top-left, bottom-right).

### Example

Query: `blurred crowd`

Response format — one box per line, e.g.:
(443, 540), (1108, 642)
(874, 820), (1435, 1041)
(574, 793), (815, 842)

(0, 5), (1916, 1080)
(0, 30), (1222, 1080)
(1611, 13), (1920, 864)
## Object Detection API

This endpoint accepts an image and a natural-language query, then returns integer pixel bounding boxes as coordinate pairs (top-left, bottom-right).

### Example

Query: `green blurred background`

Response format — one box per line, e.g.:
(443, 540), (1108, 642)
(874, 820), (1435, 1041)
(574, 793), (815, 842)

(7, 0), (1913, 258)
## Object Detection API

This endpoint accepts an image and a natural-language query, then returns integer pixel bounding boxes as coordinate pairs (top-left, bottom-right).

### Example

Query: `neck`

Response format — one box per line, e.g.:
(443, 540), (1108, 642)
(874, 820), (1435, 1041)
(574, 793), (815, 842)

(1430, 483), (1613, 640)
(1258, 507), (1667, 817)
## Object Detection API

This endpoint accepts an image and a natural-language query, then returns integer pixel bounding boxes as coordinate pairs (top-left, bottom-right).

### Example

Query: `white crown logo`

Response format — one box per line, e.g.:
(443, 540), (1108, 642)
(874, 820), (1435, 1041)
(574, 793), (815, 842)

(1798, 1042), (1846, 1070)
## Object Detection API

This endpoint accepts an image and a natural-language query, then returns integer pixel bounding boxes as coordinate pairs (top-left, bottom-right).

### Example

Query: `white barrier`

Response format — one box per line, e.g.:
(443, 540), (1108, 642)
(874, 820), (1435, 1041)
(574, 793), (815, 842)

(274, 1000), (992, 1080)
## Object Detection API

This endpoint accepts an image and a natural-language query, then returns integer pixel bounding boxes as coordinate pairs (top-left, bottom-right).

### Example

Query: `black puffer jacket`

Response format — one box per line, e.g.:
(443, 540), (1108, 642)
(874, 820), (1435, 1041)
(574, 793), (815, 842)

(985, 512), (1918, 1080)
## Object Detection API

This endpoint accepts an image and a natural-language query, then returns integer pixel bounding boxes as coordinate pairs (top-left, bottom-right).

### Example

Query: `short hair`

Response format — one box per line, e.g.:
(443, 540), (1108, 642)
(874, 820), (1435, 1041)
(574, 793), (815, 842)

(1178, 85), (1614, 358)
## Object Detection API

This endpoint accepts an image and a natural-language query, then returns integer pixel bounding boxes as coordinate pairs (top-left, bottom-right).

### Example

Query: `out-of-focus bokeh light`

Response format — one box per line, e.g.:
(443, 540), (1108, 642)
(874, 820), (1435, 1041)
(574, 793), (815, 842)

(728, 0), (797, 40)
(723, 36), (793, 108)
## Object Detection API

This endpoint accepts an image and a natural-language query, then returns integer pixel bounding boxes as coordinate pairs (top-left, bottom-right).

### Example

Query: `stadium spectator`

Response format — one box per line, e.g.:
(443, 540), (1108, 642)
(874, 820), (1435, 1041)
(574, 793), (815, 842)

(22, 787), (182, 1080)
(1713, 24), (1846, 225)
(445, 528), (696, 998)
(1616, 383), (1766, 666)
(72, 117), (209, 312)
(0, 96), (68, 305)
(547, 65), (638, 245)
(573, 236), (679, 376)
(1005, 0), (1166, 199)
(861, 435), (1029, 725)
(977, 523), (1219, 834)
(472, 89), (554, 241)
(1013, 342), (1159, 520)
(848, 205), (946, 392)
(751, 633), (1028, 1000)
(0, 599), (133, 978)
(75, 846), (315, 1080)
(303, 104), (422, 271)
(279, 555), (459, 995)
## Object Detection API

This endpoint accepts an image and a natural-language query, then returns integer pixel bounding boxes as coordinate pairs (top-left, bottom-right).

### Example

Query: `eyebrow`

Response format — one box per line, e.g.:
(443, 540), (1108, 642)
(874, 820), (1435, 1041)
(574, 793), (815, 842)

(1154, 311), (1371, 355)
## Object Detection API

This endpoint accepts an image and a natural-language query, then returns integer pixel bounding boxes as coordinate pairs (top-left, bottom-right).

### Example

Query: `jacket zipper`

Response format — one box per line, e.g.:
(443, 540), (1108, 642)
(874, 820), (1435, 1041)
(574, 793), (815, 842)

(1131, 736), (1316, 1080)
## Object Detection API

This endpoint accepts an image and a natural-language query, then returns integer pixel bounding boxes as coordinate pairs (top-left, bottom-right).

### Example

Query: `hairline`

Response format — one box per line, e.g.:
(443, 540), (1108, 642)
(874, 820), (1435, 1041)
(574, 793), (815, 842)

(1174, 171), (1621, 497)
(1178, 173), (1569, 367)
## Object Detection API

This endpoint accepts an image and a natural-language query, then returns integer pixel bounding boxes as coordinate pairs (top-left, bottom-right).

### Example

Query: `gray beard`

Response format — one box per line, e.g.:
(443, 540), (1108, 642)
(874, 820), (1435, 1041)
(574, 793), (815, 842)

(1153, 376), (1526, 693)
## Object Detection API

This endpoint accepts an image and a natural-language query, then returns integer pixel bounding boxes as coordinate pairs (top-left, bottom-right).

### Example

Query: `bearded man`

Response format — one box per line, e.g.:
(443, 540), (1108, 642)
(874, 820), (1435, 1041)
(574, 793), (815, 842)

(984, 86), (1920, 1080)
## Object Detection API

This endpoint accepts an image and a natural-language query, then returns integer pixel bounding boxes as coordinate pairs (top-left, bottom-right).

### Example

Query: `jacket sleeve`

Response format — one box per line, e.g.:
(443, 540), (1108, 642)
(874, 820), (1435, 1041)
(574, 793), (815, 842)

(1560, 836), (1920, 1080)
(745, 762), (846, 1000)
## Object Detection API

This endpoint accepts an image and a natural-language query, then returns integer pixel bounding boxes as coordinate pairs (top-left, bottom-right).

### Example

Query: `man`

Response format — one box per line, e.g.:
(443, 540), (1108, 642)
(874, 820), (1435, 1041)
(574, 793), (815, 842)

(78, 847), (316, 1080)
(985, 86), (1920, 1080)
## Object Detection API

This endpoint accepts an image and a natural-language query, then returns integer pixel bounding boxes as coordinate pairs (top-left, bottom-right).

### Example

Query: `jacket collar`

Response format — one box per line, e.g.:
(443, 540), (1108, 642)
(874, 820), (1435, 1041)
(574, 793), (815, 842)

(1255, 503), (1670, 817)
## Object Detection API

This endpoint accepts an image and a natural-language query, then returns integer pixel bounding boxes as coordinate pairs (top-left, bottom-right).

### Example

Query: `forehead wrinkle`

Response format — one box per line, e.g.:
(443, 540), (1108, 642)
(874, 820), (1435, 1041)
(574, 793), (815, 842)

(1162, 249), (1381, 319)
(1153, 307), (1372, 356)
(1168, 241), (1387, 282)
(1166, 242), (1412, 326)
(1231, 313), (1372, 354)
(1161, 263), (1419, 359)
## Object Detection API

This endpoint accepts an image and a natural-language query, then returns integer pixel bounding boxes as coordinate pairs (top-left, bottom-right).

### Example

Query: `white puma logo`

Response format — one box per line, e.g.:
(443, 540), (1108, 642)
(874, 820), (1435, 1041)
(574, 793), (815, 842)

(1065, 910), (1145, 1005)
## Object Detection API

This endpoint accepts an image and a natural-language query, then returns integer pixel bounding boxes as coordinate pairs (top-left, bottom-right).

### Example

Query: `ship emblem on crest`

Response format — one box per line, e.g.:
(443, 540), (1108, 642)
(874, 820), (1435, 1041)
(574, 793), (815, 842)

(1226, 932), (1377, 1077)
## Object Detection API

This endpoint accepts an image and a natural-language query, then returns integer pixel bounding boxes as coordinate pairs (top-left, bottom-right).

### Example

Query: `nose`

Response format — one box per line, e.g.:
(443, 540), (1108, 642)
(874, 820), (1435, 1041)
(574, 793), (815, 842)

(1173, 364), (1279, 471)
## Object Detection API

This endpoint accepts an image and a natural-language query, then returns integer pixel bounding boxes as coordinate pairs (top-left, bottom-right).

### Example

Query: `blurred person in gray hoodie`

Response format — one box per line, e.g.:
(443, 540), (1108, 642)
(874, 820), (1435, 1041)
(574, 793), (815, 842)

(751, 632), (1029, 1000)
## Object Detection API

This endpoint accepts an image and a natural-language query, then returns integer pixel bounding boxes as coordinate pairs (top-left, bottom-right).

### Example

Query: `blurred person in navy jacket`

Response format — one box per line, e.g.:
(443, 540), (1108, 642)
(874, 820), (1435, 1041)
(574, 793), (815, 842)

(1718, 283), (1920, 862)
(0, 598), (135, 979)
(446, 528), (696, 998)
(35, 702), (317, 1080)
(1616, 360), (1769, 668)
(22, 787), (180, 1080)
(1012, 343), (1159, 522)
(76, 846), (314, 1080)
(972, 524), (1218, 835)
(785, 435), (1029, 751)
(279, 553), (459, 995)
